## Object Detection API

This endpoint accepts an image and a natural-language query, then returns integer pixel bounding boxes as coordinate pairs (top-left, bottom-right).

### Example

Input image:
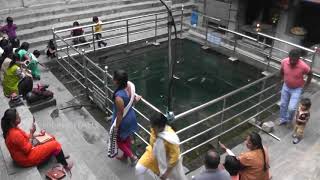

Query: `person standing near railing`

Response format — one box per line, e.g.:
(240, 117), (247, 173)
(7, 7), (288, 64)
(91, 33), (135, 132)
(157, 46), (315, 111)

(278, 49), (312, 126)
(92, 16), (107, 48)
(107, 70), (139, 165)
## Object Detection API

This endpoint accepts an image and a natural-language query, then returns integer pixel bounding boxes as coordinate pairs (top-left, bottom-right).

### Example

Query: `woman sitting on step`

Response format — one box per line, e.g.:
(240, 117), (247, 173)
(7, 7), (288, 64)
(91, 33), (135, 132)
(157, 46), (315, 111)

(2, 56), (33, 97)
(1, 108), (73, 171)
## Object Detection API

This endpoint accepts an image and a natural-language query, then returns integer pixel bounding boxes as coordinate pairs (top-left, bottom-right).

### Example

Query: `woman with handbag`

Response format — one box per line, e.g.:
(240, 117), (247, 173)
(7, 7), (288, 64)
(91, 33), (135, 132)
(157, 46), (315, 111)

(108, 70), (139, 165)
(1, 108), (73, 172)
(135, 113), (187, 180)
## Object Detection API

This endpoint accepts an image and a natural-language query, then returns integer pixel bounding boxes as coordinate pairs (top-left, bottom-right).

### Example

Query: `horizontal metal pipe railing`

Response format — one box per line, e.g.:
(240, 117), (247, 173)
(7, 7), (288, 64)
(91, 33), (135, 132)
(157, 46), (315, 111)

(55, 12), (184, 43)
(54, 9), (181, 34)
(55, 34), (160, 133)
(176, 82), (279, 135)
(258, 32), (315, 53)
(180, 92), (280, 145)
(194, 10), (221, 22)
(180, 98), (280, 156)
(218, 27), (257, 41)
(175, 73), (276, 120)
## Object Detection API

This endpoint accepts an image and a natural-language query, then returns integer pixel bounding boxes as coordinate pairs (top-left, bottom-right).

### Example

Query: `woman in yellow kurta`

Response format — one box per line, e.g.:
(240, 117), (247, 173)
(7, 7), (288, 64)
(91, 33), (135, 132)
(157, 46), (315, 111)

(135, 113), (187, 180)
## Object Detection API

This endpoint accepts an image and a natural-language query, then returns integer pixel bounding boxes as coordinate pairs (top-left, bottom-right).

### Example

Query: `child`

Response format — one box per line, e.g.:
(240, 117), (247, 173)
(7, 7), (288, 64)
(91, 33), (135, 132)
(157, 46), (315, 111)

(71, 21), (87, 46)
(292, 98), (311, 144)
(27, 50), (43, 80)
(46, 39), (56, 58)
(0, 17), (17, 45)
(92, 16), (107, 48)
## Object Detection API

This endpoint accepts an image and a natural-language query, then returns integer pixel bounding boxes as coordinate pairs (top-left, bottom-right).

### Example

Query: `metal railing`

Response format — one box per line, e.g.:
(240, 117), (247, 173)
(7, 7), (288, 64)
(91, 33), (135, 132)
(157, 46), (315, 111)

(53, 5), (188, 57)
(52, 6), (319, 160)
(176, 73), (280, 156)
(52, 32), (165, 146)
(194, 11), (320, 77)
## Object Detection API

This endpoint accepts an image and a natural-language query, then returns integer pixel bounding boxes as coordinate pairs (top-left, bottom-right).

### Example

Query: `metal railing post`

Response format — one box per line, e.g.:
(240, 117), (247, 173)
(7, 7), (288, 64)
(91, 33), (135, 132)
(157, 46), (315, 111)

(180, 4), (184, 38)
(220, 98), (227, 133)
(82, 49), (89, 99)
(233, 35), (237, 53)
(266, 40), (275, 72)
(311, 47), (318, 71)
(51, 27), (58, 58)
(256, 78), (267, 125)
(66, 45), (71, 72)
(104, 66), (111, 115)
(217, 98), (227, 146)
(205, 17), (209, 45)
(91, 26), (96, 54)
(154, 14), (159, 45)
(126, 20), (130, 45)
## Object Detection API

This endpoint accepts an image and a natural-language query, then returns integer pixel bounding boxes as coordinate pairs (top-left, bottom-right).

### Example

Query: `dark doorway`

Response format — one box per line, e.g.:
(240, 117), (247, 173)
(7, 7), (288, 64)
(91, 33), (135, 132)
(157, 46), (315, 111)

(245, 0), (278, 25)
(297, 1), (320, 46)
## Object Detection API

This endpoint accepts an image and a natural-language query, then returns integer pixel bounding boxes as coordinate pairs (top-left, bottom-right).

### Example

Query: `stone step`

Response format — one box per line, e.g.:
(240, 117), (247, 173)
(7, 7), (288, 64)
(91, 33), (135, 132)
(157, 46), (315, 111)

(2, 0), (150, 22)
(15, 1), (163, 30)
(36, 135), (99, 180)
(0, 147), (9, 180)
(21, 3), (192, 50)
(32, 59), (155, 179)
(19, 7), (190, 43)
(0, 88), (42, 180)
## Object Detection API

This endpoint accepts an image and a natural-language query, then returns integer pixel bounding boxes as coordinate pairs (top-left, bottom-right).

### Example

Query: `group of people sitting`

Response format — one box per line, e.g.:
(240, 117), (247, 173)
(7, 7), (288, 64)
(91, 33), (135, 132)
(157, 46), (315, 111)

(0, 17), (46, 101)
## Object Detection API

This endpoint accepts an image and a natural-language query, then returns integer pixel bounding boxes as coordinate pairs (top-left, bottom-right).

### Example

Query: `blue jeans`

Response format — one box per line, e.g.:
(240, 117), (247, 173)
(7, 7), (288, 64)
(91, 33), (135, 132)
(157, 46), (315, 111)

(280, 83), (302, 122)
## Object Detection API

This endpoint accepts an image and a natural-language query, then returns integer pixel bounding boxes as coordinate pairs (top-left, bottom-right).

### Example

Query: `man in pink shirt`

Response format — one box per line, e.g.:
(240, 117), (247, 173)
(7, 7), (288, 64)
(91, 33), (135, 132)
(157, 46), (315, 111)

(279, 49), (312, 125)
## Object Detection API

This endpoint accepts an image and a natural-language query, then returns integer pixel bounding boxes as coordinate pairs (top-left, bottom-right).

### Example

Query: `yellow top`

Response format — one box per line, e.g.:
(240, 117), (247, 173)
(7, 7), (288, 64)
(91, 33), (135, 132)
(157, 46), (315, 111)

(94, 20), (103, 33)
(137, 126), (180, 175)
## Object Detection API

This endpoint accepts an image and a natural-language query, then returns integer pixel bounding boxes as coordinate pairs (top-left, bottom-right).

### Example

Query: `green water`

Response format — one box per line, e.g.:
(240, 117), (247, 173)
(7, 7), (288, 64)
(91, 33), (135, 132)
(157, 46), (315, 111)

(106, 40), (262, 115)
(50, 39), (277, 170)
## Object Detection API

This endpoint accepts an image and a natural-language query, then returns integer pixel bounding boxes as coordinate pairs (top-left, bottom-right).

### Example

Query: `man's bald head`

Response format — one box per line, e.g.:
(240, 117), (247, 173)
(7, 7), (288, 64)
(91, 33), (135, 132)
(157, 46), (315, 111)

(204, 150), (220, 169)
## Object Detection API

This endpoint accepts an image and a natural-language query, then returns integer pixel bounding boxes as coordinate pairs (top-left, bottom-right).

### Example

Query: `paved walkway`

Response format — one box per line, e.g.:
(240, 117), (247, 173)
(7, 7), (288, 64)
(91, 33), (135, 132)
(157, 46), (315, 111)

(188, 84), (320, 180)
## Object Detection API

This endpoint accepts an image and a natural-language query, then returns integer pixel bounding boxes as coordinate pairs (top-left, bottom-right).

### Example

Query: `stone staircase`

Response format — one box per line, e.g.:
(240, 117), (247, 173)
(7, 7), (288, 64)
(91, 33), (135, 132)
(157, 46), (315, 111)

(0, 0), (193, 52)
(0, 55), (159, 179)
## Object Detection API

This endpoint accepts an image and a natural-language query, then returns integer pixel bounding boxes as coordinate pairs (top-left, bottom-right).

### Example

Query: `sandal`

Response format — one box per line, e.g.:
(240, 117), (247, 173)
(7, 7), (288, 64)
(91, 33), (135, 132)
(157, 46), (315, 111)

(130, 156), (138, 167)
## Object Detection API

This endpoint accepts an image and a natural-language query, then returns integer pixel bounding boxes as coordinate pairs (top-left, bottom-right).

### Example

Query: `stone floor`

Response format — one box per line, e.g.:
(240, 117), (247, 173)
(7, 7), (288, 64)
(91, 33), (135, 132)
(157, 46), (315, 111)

(187, 85), (320, 180)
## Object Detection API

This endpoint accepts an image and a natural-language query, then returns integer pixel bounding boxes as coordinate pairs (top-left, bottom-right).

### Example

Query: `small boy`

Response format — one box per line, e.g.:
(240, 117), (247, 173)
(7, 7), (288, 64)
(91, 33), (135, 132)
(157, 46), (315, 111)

(0, 17), (17, 45)
(92, 16), (107, 48)
(292, 98), (311, 144)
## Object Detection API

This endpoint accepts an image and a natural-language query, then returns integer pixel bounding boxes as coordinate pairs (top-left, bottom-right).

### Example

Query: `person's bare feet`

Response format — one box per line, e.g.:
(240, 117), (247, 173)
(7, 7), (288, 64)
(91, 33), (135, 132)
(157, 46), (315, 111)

(63, 160), (74, 177)
(65, 155), (70, 159)
(116, 155), (127, 161)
